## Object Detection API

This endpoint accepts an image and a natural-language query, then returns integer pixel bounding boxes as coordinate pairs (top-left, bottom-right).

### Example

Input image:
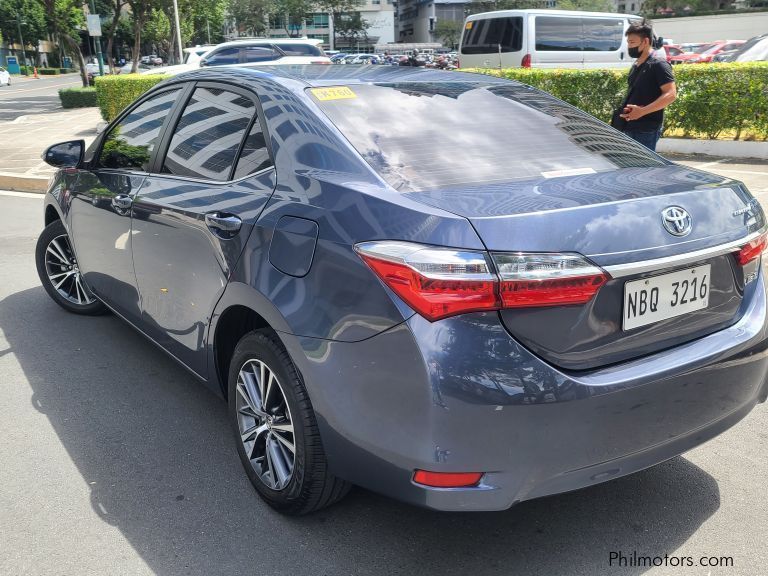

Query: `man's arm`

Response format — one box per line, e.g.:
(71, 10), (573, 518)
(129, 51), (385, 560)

(621, 81), (677, 121)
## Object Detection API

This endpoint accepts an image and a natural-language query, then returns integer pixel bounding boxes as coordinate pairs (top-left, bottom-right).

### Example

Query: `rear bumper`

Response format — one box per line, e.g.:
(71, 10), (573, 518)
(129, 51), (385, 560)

(281, 270), (768, 511)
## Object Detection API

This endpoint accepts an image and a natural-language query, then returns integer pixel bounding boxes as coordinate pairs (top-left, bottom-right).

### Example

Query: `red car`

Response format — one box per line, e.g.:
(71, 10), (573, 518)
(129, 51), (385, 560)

(690, 41), (746, 63)
(659, 44), (684, 62)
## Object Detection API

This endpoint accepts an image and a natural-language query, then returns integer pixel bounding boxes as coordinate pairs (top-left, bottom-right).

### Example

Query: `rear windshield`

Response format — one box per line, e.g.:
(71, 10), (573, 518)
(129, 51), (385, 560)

(461, 17), (523, 54)
(274, 43), (323, 56)
(310, 83), (666, 192)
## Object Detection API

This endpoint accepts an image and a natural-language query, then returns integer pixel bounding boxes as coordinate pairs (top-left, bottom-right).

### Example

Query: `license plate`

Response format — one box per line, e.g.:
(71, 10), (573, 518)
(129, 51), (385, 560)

(623, 264), (711, 331)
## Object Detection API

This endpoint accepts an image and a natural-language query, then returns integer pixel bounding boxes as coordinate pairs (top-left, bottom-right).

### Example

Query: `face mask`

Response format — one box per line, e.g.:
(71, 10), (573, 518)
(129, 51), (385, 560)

(628, 46), (643, 59)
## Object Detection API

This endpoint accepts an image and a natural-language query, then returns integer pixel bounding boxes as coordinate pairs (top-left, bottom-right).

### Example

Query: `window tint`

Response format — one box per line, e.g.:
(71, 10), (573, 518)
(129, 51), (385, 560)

(582, 19), (623, 52)
(243, 46), (281, 62)
(233, 117), (273, 179)
(311, 83), (665, 192)
(535, 17), (581, 51)
(98, 88), (181, 171)
(162, 87), (254, 181)
(205, 47), (239, 65)
(274, 43), (323, 56)
(461, 17), (523, 54)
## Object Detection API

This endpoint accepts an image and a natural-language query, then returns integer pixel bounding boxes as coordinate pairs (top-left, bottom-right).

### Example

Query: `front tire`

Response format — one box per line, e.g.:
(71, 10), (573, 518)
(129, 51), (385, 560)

(35, 219), (107, 315)
(229, 330), (351, 515)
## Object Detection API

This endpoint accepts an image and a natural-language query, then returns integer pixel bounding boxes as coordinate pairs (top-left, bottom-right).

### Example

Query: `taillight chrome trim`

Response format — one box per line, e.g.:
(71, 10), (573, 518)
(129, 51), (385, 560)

(354, 241), (496, 281)
(602, 227), (768, 278)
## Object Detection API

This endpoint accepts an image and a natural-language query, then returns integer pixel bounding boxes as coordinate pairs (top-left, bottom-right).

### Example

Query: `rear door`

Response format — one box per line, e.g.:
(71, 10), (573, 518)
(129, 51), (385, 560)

(130, 82), (276, 378)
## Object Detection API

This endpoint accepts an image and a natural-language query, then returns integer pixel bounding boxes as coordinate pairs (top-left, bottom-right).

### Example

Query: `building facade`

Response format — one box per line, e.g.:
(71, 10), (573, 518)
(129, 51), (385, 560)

(397, 0), (469, 44)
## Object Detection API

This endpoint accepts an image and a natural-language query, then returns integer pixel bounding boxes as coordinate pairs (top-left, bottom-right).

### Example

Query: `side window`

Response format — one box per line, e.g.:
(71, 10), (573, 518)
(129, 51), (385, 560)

(582, 19), (623, 52)
(535, 17), (582, 51)
(274, 43), (323, 56)
(161, 87), (254, 181)
(233, 117), (273, 179)
(243, 47), (281, 63)
(98, 88), (181, 171)
(205, 47), (239, 65)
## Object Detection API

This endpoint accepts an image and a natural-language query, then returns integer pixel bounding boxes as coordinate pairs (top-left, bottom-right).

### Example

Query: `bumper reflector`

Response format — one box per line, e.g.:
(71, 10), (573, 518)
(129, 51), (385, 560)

(413, 470), (483, 488)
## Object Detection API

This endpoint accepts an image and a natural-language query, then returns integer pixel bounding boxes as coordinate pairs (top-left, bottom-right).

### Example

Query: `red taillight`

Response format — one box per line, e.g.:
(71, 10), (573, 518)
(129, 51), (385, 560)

(736, 233), (767, 266)
(521, 53), (531, 68)
(355, 242), (499, 321)
(311, 60), (332, 65)
(355, 242), (609, 321)
(493, 252), (608, 308)
(413, 470), (483, 488)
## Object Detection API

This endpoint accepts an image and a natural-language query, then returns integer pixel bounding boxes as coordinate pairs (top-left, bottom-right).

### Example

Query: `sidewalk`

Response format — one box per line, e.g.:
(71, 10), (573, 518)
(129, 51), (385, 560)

(0, 107), (102, 192)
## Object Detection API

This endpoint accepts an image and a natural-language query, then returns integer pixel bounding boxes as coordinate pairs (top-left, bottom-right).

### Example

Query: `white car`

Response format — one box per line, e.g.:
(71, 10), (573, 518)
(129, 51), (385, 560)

(183, 45), (215, 65)
(0, 66), (10, 86)
(117, 61), (152, 74)
(199, 38), (331, 67)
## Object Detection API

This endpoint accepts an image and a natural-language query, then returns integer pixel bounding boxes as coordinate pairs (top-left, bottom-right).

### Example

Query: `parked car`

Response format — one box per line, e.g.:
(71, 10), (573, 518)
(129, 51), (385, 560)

(658, 44), (684, 62)
(460, 9), (643, 69)
(330, 53), (348, 63)
(679, 40), (745, 64)
(669, 42), (720, 64)
(140, 54), (163, 65)
(200, 38), (331, 67)
(728, 33), (768, 62)
(36, 66), (768, 515)
(0, 66), (10, 86)
(183, 45), (215, 65)
(116, 61), (152, 74)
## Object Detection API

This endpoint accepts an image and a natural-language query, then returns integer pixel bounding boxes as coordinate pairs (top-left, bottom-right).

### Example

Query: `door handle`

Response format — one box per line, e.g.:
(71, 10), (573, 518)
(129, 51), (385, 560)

(620, 51), (625, 60)
(111, 194), (133, 210)
(205, 213), (242, 233)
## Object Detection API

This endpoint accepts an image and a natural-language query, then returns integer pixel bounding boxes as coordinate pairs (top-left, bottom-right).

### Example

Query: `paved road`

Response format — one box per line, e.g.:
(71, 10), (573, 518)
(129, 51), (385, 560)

(0, 74), (83, 121)
(1, 188), (767, 576)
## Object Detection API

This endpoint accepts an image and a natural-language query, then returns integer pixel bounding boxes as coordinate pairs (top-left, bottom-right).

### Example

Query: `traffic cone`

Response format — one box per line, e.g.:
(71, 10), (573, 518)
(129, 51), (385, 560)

(33, 67), (39, 79)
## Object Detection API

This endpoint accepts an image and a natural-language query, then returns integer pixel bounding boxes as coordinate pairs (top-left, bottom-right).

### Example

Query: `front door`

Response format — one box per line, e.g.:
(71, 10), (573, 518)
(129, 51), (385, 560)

(68, 87), (184, 323)
(130, 83), (276, 377)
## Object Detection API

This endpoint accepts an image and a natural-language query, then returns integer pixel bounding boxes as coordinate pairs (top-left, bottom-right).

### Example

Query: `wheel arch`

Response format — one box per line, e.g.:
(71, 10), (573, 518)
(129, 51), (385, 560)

(45, 203), (61, 227)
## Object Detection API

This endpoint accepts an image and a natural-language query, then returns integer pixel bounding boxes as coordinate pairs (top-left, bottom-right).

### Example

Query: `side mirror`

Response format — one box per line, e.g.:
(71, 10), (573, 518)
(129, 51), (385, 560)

(42, 140), (85, 168)
(199, 59), (208, 67)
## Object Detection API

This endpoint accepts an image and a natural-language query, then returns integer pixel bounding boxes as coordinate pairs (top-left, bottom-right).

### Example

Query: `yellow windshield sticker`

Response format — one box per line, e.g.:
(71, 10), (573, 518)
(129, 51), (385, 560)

(311, 86), (357, 101)
(465, 21), (473, 29)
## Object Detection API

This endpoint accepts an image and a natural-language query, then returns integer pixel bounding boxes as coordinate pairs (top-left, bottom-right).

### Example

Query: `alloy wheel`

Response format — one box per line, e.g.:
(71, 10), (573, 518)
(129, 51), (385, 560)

(235, 359), (296, 490)
(44, 234), (96, 306)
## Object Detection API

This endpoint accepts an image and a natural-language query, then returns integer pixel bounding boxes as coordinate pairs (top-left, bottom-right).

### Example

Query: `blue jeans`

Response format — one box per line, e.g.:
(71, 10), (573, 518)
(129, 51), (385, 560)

(623, 127), (663, 151)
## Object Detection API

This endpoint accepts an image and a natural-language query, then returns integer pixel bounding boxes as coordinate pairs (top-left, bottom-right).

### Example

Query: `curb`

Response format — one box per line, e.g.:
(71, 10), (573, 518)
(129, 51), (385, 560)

(0, 173), (49, 194)
(657, 138), (768, 160)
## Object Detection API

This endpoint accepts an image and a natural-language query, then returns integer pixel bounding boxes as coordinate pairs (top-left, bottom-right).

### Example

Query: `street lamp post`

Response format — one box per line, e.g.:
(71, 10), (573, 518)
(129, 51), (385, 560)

(89, 0), (105, 76)
(16, 15), (29, 76)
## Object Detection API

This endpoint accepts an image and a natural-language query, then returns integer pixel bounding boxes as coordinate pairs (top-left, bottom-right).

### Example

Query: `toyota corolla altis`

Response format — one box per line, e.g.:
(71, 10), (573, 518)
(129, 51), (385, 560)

(36, 66), (768, 514)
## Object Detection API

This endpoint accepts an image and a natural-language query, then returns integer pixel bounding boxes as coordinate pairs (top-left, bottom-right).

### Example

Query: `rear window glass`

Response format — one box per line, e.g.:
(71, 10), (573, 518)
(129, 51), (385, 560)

(536, 16), (581, 51)
(461, 17), (523, 54)
(309, 83), (666, 192)
(274, 43), (323, 56)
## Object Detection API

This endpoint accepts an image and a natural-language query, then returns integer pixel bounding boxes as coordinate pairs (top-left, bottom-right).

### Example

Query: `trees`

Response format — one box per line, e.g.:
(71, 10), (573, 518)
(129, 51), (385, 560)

(127, 0), (151, 72)
(36, 0), (90, 86)
(0, 0), (47, 66)
(334, 11), (369, 49)
(227, 0), (271, 37)
(103, 0), (126, 72)
(316, 0), (364, 50)
(434, 19), (463, 50)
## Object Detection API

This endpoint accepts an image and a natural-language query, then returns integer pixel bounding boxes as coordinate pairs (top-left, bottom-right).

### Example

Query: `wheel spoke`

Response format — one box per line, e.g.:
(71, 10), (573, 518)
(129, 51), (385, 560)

(258, 362), (267, 409)
(242, 422), (269, 444)
(271, 428), (295, 454)
(48, 239), (70, 265)
(74, 275), (84, 304)
(241, 370), (265, 412)
(264, 438), (277, 489)
(53, 271), (75, 290)
(267, 435), (291, 489)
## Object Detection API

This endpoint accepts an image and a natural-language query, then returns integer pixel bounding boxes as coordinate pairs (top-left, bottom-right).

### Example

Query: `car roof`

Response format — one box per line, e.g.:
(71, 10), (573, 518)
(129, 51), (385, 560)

(163, 65), (511, 97)
(212, 38), (324, 49)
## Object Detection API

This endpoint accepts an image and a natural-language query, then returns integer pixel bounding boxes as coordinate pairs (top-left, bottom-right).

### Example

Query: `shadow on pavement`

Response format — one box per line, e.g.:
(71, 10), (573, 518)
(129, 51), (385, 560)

(0, 286), (721, 576)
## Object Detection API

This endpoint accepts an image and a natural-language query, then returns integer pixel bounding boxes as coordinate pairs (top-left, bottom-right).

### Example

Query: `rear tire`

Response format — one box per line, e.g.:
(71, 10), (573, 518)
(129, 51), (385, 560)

(35, 219), (107, 316)
(229, 330), (351, 515)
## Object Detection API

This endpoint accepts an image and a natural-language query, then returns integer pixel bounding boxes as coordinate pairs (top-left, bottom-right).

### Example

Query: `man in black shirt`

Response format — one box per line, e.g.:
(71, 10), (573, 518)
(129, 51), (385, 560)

(619, 20), (677, 151)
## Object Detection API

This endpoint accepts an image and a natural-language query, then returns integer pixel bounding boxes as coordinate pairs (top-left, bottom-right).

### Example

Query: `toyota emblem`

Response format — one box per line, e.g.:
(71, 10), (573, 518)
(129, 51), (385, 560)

(661, 206), (692, 237)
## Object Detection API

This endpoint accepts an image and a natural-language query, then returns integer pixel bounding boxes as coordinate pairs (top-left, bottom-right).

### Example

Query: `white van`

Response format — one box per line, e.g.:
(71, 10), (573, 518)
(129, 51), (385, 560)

(459, 9), (642, 69)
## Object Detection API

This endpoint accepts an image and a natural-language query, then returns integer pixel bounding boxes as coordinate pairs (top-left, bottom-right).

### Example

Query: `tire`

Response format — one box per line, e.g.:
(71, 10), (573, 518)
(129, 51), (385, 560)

(229, 330), (351, 515)
(35, 219), (107, 315)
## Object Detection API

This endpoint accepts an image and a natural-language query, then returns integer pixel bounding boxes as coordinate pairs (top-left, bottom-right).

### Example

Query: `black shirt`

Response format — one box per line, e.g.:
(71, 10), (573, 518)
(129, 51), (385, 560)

(625, 55), (675, 130)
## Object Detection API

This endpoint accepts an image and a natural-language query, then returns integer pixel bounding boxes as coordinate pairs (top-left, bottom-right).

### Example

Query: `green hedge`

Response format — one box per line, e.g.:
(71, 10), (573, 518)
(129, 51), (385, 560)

(59, 87), (98, 109)
(468, 62), (768, 141)
(94, 74), (167, 121)
(39, 68), (60, 75)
